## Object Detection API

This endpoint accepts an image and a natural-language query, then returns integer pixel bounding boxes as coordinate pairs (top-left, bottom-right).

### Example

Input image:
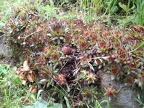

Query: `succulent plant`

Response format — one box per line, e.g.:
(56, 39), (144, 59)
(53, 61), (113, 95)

(3, 10), (144, 106)
(55, 74), (66, 86)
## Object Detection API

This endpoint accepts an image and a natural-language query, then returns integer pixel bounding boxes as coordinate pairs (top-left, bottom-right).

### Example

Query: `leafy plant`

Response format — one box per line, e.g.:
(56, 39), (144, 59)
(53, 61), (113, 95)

(95, 99), (110, 108)
(1, 0), (144, 107)
(136, 94), (144, 108)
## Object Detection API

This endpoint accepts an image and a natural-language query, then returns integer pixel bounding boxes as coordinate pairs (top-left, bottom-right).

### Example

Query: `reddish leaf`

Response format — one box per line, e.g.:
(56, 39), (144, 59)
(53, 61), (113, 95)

(27, 73), (34, 82)
(29, 85), (37, 93)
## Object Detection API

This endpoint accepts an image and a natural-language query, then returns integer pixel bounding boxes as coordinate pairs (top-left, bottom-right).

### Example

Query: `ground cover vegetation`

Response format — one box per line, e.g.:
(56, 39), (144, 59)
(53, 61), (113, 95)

(0, 0), (144, 108)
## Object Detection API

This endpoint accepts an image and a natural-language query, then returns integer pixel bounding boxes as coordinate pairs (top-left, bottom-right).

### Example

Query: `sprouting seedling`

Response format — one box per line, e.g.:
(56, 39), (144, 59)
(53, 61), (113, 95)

(104, 86), (117, 97)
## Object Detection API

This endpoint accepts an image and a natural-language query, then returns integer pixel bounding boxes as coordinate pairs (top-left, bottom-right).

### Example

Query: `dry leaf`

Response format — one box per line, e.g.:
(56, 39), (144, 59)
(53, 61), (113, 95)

(23, 60), (30, 71)
(15, 70), (21, 74)
(15, 66), (23, 74)
(21, 98), (33, 104)
(22, 80), (27, 85)
(29, 85), (37, 93)
(19, 73), (25, 80)
(20, 68), (25, 72)
(134, 25), (144, 32)
(27, 73), (34, 82)
(29, 70), (33, 74)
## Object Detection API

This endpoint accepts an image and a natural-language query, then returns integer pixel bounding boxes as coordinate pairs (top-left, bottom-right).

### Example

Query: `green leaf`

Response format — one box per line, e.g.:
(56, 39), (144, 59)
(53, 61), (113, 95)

(130, 41), (144, 53)
(66, 83), (70, 92)
(118, 2), (129, 12)
(88, 62), (95, 71)
(23, 106), (33, 108)
(37, 90), (43, 100)
(33, 100), (48, 108)
(93, 0), (100, 4)
(135, 42), (144, 50)
(23, 100), (48, 108)
(95, 100), (102, 108)
(64, 97), (70, 108)
(48, 103), (63, 108)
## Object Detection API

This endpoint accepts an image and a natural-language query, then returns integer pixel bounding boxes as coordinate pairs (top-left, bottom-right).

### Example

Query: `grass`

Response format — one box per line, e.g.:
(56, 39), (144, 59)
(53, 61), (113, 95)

(136, 94), (144, 108)
(0, 64), (44, 108)
(0, 0), (144, 29)
(0, 64), (24, 108)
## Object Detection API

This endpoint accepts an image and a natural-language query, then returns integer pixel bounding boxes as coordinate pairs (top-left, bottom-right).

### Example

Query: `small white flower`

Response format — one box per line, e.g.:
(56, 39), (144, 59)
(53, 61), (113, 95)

(65, 28), (70, 33)
(22, 42), (26, 45)
(18, 36), (21, 39)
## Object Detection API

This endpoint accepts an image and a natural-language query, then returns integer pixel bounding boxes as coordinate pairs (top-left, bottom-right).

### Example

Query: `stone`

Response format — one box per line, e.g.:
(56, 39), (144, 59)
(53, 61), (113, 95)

(0, 36), (10, 58)
(99, 73), (143, 108)
(110, 87), (141, 108)
(0, 36), (15, 65)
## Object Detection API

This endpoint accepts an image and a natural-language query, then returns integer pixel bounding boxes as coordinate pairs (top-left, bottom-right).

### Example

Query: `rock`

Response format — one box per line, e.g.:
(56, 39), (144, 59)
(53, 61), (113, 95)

(0, 43), (9, 58)
(99, 73), (143, 108)
(110, 87), (141, 108)
(0, 36), (10, 58)
(0, 36), (15, 65)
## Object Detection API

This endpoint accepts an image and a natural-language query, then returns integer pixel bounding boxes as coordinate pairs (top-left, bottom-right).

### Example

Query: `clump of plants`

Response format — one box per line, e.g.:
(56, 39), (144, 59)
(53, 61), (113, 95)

(2, 6), (144, 107)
